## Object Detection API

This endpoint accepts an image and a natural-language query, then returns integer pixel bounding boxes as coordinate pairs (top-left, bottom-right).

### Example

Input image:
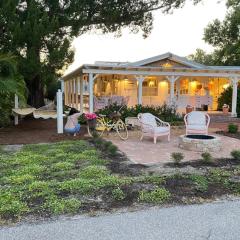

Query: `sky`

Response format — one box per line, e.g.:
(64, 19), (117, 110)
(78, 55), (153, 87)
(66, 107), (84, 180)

(66, 0), (227, 73)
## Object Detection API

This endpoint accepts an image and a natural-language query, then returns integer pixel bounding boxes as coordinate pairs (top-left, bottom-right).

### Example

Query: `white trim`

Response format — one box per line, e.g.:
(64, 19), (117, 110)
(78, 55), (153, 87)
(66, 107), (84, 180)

(82, 68), (240, 78)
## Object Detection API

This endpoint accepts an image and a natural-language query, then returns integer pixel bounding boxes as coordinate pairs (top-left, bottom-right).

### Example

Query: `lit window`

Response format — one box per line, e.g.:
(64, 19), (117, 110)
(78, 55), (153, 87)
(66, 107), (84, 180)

(143, 79), (158, 96)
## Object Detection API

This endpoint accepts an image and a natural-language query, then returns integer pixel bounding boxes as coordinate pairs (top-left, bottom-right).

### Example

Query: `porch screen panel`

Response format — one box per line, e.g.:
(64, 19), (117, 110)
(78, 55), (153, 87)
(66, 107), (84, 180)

(143, 79), (158, 96)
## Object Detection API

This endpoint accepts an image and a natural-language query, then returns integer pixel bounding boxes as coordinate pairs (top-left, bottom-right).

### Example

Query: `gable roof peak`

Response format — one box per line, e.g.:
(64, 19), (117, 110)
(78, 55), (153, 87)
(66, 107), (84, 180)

(128, 52), (206, 69)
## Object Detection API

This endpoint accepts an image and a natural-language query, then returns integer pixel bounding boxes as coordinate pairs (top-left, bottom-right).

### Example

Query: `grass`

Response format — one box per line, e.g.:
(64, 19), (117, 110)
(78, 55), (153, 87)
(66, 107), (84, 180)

(138, 188), (171, 203)
(1, 140), (240, 224)
(0, 140), (123, 221)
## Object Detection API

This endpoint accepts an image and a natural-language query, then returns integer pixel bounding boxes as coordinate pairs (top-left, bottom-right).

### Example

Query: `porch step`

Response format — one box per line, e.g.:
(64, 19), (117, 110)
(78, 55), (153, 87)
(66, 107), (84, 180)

(209, 113), (240, 123)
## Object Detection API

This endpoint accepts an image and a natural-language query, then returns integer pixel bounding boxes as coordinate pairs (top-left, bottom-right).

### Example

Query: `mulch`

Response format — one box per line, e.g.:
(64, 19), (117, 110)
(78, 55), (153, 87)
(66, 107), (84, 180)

(0, 117), (87, 145)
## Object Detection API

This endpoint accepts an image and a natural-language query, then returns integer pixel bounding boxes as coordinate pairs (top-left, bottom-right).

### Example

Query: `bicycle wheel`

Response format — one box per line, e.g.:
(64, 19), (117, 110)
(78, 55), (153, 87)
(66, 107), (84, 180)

(116, 119), (128, 140)
(87, 119), (105, 138)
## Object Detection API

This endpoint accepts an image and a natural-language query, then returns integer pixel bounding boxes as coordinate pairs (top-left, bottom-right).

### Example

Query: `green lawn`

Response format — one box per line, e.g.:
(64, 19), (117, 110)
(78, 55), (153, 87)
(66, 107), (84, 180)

(1, 140), (240, 224)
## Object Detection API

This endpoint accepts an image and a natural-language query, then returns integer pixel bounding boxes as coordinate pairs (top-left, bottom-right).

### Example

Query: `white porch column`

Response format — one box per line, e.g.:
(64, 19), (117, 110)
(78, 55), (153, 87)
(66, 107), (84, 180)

(135, 75), (145, 105)
(166, 76), (179, 105)
(80, 76), (84, 114)
(231, 77), (239, 117)
(88, 74), (99, 113)
(76, 77), (79, 111)
(57, 89), (63, 134)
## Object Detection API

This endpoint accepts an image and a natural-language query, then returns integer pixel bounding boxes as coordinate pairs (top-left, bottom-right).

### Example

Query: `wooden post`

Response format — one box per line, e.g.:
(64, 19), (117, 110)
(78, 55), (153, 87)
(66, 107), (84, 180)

(57, 89), (63, 134)
(14, 94), (19, 125)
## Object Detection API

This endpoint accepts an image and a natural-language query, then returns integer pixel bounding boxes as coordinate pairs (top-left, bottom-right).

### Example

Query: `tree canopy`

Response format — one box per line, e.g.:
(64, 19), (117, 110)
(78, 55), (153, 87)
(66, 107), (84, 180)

(0, 0), (200, 107)
(0, 54), (26, 126)
(190, 0), (240, 66)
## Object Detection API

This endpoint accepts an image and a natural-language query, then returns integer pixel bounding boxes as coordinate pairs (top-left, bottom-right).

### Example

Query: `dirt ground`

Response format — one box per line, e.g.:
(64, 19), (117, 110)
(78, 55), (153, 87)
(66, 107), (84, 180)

(0, 118), (87, 145)
(1, 118), (240, 146)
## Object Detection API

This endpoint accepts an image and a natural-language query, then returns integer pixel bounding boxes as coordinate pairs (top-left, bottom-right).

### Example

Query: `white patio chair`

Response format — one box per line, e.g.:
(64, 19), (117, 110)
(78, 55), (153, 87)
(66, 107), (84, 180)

(137, 113), (171, 144)
(184, 111), (210, 135)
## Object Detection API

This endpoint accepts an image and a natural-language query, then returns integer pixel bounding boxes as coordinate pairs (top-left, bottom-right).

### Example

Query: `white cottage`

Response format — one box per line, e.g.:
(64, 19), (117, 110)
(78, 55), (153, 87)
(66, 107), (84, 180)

(62, 52), (240, 116)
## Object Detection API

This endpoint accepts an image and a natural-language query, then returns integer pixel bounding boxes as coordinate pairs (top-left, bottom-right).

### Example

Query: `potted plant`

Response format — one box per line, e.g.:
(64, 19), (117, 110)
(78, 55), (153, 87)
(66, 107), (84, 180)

(222, 104), (229, 114)
(186, 105), (194, 114)
(85, 113), (97, 128)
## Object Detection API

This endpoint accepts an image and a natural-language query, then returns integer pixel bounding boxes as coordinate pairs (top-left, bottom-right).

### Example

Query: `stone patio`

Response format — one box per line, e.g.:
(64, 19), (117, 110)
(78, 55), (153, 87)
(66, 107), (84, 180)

(106, 126), (240, 166)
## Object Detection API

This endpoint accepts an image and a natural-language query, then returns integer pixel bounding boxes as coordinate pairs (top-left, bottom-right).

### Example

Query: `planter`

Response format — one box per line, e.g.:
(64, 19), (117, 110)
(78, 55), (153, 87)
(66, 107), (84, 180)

(223, 107), (229, 114)
(186, 106), (194, 114)
(87, 118), (96, 128)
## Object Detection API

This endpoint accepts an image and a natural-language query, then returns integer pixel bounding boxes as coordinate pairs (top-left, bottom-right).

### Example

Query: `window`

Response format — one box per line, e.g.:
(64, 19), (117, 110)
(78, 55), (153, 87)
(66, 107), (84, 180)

(142, 79), (158, 96)
(180, 79), (189, 95)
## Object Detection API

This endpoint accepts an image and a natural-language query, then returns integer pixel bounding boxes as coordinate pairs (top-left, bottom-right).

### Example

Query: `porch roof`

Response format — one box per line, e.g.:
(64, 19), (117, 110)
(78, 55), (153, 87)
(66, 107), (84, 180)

(62, 64), (240, 81)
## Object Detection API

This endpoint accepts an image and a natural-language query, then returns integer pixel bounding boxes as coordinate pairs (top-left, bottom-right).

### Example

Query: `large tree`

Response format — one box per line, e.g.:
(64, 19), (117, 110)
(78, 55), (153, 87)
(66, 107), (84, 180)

(0, 53), (26, 126)
(190, 0), (240, 66)
(0, 0), (200, 107)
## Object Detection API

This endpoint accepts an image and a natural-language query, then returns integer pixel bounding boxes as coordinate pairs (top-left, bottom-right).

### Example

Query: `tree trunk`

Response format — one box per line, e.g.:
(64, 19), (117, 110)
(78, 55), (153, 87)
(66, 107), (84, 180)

(27, 74), (45, 108)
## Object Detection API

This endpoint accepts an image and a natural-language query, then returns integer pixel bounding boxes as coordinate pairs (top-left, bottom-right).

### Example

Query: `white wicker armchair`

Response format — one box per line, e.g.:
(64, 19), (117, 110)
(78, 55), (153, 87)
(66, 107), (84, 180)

(184, 111), (210, 135)
(137, 113), (171, 144)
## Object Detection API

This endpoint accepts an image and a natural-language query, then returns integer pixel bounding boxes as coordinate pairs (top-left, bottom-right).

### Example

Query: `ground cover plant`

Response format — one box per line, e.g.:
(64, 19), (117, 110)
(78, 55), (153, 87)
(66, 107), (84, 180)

(1, 140), (240, 225)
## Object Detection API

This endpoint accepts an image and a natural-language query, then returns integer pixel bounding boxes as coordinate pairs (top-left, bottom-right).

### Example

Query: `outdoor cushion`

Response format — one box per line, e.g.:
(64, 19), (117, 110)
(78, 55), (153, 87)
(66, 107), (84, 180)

(187, 112), (206, 125)
(141, 113), (157, 127)
(187, 125), (207, 131)
(153, 126), (170, 134)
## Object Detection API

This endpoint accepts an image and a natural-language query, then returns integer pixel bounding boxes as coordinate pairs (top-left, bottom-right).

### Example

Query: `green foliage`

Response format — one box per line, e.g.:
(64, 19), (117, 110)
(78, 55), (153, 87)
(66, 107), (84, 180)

(228, 123), (238, 133)
(78, 114), (87, 124)
(209, 169), (231, 186)
(0, 191), (29, 219)
(171, 152), (184, 165)
(188, 48), (216, 65)
(92, 138), (119, 157)
(138, 188), (171, 203)
(78, 166), (109, 179)
(0, 54), (26, 127)
(190, 175), (209, 192)
(0, 1), (195, 106)
(231, 150), (240, 160)
(52, 162), (75, 171)
(195, 0), (240, 68)
(44, 197), (81, 215)
(112, 187), (126, 201)
(97, 103), (182, 123)
(201, 152), (213, 164)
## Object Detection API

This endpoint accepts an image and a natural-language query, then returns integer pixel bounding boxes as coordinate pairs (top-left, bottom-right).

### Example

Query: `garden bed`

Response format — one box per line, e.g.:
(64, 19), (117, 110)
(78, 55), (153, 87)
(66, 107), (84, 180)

(216, 130), (240, 140)
(165, 158), (240, 168)
(0, 139), (240, 225)
(0, 118), (87, 145)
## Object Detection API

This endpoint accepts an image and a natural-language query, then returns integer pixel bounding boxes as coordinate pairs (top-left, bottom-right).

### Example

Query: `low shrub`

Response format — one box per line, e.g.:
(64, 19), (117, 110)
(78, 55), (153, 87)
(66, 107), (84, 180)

(112, 187), (126, 201)
(231, 150), (240, 160)
(44, 197), (82, 215)
(201, 152), (213, 163)
(97, 103), (183, 123)
(190, 175), (209, 192)
(138, 188), (171, 203)
(171, 152), (184, 165)
(0, 191), (29, 219)
(228, 123), (238, 134)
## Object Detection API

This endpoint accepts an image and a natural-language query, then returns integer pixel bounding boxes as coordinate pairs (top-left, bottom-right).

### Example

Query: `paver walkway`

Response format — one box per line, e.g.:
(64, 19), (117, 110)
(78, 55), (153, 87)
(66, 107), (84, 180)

(1, 199), (240, 240)
(108, 125), (240, 165)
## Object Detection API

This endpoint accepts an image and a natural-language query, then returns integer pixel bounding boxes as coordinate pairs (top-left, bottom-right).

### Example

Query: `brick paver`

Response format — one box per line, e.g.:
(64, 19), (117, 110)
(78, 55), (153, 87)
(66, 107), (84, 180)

(107, 126), (240, 165)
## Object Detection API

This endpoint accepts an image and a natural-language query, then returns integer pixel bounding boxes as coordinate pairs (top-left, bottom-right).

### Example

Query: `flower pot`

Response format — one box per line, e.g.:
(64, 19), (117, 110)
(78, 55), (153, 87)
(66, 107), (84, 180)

(186, 106), (194, 114)
(87, 118), (96, 128)
(223, 107), (229, 114)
